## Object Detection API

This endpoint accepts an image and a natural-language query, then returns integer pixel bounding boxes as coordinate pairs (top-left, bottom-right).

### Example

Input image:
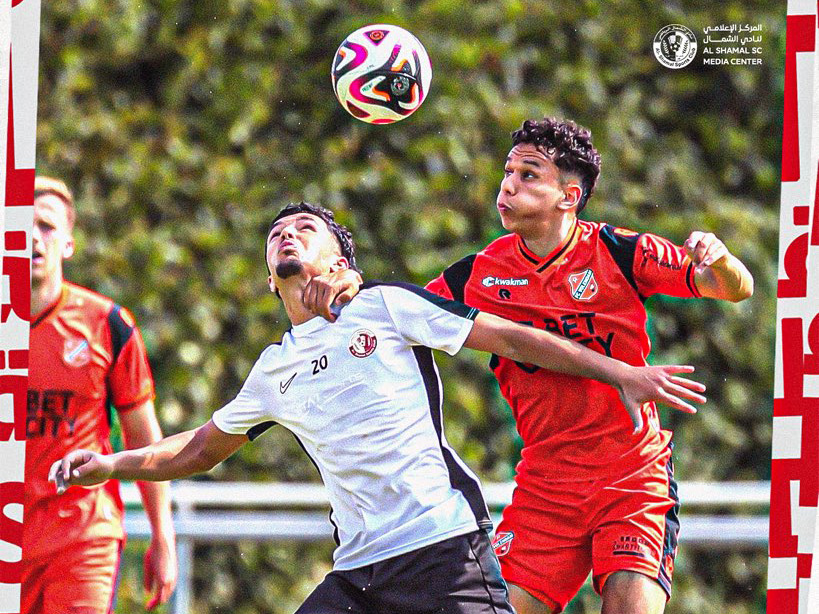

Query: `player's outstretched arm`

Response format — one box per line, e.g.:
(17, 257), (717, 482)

(49, 420), (246, 493)
(303, 269), (363, 321)
(118, 401), (178, 610)
(685, 231), (753, 302)
(464, 312), (706, 431)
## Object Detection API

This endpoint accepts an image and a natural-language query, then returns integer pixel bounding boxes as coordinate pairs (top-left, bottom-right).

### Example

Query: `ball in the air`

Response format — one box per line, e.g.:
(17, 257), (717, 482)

(331, 24), (432, 124)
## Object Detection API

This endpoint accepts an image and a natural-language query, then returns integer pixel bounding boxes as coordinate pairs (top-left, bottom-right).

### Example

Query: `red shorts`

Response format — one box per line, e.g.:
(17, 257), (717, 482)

(492, 450), (678, 612)
(22, 537), (122, 614)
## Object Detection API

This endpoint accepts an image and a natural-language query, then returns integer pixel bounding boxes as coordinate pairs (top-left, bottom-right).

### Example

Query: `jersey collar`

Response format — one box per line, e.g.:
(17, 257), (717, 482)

(515, 219), (581, 273)
(31, 283), (68, 329)
(290, 315), (328, 337)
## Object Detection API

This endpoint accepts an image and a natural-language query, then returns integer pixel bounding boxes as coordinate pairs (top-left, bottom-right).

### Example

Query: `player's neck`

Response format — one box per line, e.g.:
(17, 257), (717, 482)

(279, 275), (315, 326)
(31, 274), (64, 318)
(518, 215), (576, 258)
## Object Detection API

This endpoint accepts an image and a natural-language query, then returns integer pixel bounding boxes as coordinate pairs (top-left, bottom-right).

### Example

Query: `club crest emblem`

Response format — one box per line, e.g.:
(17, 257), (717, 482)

(653, 24), (697, 69)
(568, 269), (598, 301)
(64, 336), (91, 367)
(492, 531), (514, 557)
(349, 329), (378, 358)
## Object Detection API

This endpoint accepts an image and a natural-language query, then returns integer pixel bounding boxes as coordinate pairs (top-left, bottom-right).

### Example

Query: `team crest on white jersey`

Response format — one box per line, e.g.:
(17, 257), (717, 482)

(63, 336), (91, 367)
(349, 329), (378, 358)
(568, 269), (598, 301)
(492, 531), (514, 557)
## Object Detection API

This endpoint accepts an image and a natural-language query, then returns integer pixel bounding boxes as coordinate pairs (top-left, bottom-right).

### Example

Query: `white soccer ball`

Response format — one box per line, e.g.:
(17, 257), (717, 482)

(331, 24), (432, 124)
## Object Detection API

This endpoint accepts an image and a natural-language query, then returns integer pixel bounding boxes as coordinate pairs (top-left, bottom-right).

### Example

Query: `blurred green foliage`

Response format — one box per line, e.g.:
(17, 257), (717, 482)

(37, 0), (782, 612)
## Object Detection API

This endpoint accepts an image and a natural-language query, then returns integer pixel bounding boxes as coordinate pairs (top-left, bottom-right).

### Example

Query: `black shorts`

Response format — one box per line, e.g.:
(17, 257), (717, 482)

(296, 530), (515, 614)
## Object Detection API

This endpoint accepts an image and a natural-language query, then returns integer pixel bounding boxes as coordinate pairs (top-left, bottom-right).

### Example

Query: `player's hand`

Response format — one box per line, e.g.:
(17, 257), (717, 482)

(144, 533), (178, 610)
(684, 231), (729, 274)
(616, 365), (707, 433)
(48, 450), (114, 493)
(303, 269), (363, 322)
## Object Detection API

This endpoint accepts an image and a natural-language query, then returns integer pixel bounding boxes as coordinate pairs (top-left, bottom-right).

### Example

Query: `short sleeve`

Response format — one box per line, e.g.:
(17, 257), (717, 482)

(373, 283), (478, 355)
(633, 232), (701, 298)
(212, 351), (276, 438)
(424, 274), (454, 300)
(424, 254), (476, 303)
(108, 306), (155, 412)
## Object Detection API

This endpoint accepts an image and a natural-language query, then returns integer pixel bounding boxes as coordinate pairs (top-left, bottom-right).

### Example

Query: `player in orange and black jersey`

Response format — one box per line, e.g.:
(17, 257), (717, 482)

(24, 177), (177, 613)
(302, 117), (753, 614)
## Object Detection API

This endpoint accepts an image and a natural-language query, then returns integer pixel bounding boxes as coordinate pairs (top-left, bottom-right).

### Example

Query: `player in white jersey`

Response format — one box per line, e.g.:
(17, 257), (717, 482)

(49, 202), (706, 613)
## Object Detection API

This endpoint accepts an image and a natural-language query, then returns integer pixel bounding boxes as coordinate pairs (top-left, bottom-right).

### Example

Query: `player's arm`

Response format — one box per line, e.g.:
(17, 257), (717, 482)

(303, 268), (364, 321)
(463, 312), (706, 431)
(50, 420), (246, 490)
(118, 400), (178, 610)
(684, 231), (753, 301)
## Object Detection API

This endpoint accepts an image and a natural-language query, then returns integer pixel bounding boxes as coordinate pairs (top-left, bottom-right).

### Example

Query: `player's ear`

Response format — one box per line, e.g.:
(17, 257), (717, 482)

(62, 236), (75, 260)
(557, 183), (583, 212)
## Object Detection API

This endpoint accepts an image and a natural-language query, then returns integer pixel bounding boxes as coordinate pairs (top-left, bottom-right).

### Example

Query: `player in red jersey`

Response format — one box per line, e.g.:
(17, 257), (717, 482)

(302, 118), (753, 614)
(24, 177), (178, 613)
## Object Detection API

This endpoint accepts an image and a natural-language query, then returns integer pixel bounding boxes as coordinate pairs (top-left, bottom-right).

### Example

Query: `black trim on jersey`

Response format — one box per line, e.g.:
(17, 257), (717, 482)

(247, 420), (277, 441)
(107, 305), (134, 363)
(411, 346), (493, 531)
(684, 262), (699, 297)
(104, 305), (136, 428)
(517, 241), (540, 265)
(599, 225), (641, 297)
(658, 449), (680, 598)
(289, 430), (342, 547)
(362, 281), (479, 321)
(441, 254), (477, 303)
(31, 298), (61, 329)
(535, 222), (580, 273)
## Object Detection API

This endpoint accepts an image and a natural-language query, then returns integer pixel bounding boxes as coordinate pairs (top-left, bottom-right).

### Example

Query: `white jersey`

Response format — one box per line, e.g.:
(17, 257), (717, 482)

(212, 282), (491, 570)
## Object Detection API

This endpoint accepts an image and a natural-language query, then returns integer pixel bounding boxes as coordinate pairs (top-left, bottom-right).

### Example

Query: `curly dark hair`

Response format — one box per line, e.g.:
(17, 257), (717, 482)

(511, 117), (601, 213)
(270, 201), (360, 273)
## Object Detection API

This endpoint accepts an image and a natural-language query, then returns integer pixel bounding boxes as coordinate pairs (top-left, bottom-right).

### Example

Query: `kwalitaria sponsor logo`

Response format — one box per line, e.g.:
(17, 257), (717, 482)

(481, 276), (529, 288)
(653, 24), (697, 69)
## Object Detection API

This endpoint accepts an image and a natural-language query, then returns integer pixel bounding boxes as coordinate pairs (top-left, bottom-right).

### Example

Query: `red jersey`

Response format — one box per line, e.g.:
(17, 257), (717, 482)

(426, 219), (700, 482)
(25, 282), (155, 557)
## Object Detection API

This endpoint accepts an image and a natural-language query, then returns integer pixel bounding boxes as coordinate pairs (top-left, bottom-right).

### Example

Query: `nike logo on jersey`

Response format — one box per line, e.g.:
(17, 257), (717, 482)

(280, 372), (297, 394)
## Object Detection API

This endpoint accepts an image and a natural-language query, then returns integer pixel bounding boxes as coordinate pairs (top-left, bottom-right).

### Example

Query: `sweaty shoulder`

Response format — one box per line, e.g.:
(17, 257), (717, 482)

(63, 282), (141, 357)
(425, 235), (518, 301)
(589, 222), (643, 294)
(64, 282), (117, 317)
(479, 233), (519, 258)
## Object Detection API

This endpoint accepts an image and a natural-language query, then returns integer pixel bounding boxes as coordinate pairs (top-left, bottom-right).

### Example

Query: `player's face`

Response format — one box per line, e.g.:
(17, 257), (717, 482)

(32, 193), (74, 284)
(497, 144), (571, 235)
(266, 213), (342, 285)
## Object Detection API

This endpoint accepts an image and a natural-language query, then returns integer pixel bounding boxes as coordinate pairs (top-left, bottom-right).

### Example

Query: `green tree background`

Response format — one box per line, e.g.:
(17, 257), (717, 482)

(36, 1), (782, 612)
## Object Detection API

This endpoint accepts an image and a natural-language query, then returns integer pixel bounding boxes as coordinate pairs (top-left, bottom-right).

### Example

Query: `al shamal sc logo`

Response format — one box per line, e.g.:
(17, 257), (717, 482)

(653, 24), (697, 69)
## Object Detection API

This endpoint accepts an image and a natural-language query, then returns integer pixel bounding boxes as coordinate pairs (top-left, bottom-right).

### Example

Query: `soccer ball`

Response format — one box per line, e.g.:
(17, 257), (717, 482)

(331, 24), (432, 124)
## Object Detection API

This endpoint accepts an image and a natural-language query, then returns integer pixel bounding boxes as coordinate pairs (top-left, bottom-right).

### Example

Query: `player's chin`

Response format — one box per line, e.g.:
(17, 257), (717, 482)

(275, 258), (304, 280)
(496, 208), (515, 230)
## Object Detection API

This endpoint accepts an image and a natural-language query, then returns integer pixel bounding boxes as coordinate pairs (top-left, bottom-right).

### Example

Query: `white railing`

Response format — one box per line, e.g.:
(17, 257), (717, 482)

(120, 481), (770, 614)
